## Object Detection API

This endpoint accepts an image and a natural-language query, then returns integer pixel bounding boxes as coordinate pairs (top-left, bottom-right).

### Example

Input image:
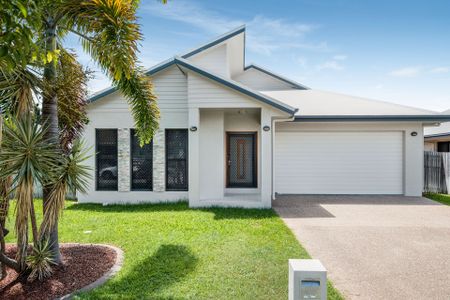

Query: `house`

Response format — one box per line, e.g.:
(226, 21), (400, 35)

(79, 25), (450, 208)
(424, 110), (450, 152)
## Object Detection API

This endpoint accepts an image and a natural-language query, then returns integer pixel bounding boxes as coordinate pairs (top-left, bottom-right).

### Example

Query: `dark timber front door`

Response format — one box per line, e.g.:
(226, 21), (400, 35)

(227, 132), (257, 188)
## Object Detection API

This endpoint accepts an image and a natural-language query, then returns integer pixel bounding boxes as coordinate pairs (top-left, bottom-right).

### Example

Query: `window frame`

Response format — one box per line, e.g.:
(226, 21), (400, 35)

(95, 128), (118, 191)
(130, 129), (153, 191)
(165, 129), (189, 191)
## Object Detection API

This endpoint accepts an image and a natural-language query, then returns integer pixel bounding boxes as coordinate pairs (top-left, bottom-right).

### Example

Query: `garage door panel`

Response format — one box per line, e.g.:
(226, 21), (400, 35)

(275, 131), (403, 194)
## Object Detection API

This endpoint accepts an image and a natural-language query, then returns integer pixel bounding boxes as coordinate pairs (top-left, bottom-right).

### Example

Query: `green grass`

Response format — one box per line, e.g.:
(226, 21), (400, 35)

(6, 200), (343, 299)
(425, 193), (450, 206)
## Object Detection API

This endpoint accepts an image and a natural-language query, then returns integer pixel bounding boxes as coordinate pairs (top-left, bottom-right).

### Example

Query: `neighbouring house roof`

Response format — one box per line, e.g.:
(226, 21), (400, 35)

(425, 109), (450, 138)
(261, 89), (450, 122)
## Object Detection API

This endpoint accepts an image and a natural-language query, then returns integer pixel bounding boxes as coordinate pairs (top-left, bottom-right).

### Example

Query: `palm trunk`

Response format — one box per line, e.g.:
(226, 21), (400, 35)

(42, 18), (62, 264)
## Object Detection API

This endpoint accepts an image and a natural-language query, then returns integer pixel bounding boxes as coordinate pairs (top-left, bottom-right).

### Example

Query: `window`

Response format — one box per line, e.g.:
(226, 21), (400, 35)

(96, 129), (118, 191)
(438, 142), (450, 152)
(166, 129), (188, 191)
(131, 129), (153, 190)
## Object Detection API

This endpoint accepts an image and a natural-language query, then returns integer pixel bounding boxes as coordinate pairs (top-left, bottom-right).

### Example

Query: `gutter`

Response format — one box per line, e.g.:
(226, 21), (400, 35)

(271, 114), (296, 201)
(294, 115), (450, 122)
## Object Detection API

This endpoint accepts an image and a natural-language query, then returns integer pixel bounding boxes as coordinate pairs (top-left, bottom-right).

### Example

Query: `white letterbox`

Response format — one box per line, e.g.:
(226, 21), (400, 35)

(289, 259), (327, 300)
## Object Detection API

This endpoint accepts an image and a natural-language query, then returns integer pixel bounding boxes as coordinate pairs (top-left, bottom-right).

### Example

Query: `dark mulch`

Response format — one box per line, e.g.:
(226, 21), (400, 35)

(0, 244), (117, 300)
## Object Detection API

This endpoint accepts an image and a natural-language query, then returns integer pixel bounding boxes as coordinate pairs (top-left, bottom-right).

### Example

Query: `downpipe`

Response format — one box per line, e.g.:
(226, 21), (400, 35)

(271, 115), (296, 201)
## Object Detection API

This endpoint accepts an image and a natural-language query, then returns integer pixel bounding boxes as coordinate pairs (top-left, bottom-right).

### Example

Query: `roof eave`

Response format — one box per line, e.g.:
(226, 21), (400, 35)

(294, 115), (450, 122)
(424, 132), (450, 138)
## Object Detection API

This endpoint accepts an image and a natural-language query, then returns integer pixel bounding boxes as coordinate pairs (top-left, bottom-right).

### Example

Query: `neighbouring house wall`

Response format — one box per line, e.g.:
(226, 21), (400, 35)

(78, 66), (189, 204)
(424, 142), (437, 152)
(233, 67), (294, 91)
(275, 122), (424, 196)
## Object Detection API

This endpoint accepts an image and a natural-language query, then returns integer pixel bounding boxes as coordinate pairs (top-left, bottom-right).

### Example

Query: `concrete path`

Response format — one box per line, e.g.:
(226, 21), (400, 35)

(273, 195), (450, 300)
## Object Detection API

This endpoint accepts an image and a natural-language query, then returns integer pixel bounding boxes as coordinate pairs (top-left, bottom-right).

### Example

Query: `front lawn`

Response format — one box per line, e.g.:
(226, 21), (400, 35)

(6, 201), (343, 299)
(425, 193), (450, 206)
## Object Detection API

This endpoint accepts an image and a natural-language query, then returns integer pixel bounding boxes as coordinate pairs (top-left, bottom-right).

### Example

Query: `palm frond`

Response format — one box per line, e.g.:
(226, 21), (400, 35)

(116, 69), (159, 145)
(27, 240), (56, 282)
(60, 0), (159, 145)
(0, 68), (42, 117)
(53, 49), (91, 152)
(0, 116), (61, 186)
(40, 139), (91, 238)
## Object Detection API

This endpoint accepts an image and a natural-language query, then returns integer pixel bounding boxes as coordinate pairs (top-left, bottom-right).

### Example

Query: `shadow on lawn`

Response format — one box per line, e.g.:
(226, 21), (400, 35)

(66, 201), (277, 220)
(89, 244), (198, 299)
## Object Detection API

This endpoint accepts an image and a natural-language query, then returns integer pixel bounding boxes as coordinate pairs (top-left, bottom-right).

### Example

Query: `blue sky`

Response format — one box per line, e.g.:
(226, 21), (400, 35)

(67, 0), (450, 111)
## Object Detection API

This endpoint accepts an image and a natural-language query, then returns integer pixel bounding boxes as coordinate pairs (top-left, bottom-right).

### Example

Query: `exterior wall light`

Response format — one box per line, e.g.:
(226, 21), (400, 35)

(263, 125), (271, 132)
(411, 131), (418, 136)
(190, 126), (198, 132)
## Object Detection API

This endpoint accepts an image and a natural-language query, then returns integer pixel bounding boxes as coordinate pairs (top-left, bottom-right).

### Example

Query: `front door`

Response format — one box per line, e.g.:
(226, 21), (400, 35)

(227, 133), (257, 188)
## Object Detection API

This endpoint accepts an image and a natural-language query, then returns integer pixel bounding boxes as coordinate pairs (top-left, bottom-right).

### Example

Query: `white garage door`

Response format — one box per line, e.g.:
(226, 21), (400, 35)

(275, 131), (404, 194)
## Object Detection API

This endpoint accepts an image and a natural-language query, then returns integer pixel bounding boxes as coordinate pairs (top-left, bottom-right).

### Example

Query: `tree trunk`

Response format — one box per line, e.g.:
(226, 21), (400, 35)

(42, 18), (62, 264)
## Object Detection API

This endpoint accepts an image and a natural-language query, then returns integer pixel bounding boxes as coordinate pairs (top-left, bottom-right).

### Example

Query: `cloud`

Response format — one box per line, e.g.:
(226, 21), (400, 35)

(143, 1), (327, 55)
(429, 67), (449, 74)
(317, 60), (344, 71)
(333, 55), (347, 60)
(389, 67), (421, 78)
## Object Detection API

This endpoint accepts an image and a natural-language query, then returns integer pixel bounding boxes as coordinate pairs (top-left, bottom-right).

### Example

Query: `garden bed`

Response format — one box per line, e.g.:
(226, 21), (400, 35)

(0, 244), (120, 300)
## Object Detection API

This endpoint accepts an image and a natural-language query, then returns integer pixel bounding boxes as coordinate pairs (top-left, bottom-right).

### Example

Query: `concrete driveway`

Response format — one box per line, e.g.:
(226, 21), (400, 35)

(273, 195), (450, 300)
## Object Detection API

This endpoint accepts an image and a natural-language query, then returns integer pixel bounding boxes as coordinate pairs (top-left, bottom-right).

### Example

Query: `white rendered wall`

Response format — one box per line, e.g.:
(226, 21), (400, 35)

(199, 110), (225, 200)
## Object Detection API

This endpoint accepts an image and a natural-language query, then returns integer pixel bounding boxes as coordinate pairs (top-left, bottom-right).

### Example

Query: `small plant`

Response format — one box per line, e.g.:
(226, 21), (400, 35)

(26, 241), (56, 282)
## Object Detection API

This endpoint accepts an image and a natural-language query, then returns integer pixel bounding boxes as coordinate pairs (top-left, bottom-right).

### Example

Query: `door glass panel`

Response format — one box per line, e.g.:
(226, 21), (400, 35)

(228, 134), (256, 187)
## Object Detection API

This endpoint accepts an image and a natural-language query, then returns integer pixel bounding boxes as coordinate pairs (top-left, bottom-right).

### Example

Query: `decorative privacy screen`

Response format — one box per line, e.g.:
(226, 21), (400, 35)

(166, 129), (188, 191)
(131, 129), (153, 191)
(228, 133), (257, 188)
(96, 129), (118, 191)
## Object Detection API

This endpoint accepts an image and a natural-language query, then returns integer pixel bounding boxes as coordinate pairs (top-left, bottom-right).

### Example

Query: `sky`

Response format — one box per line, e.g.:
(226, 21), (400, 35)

(65, 0), (450, 112)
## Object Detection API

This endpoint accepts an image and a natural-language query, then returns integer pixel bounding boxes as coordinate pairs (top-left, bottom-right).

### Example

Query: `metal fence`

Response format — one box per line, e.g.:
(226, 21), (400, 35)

(424, 151), (450, 194)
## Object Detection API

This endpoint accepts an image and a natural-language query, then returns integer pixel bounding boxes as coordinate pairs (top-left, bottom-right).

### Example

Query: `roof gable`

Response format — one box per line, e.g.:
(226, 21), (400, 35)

(88, 57), (297, 115)
(181, 25), (245, 59)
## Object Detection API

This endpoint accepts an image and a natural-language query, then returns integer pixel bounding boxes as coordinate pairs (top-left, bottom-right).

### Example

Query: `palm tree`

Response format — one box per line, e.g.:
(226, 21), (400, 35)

(1, 0), (161, 263)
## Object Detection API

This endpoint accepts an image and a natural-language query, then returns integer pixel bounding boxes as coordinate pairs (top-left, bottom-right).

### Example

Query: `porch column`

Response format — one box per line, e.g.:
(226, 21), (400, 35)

(188, 107), (200, 206)
(260, 109), (272, 207)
